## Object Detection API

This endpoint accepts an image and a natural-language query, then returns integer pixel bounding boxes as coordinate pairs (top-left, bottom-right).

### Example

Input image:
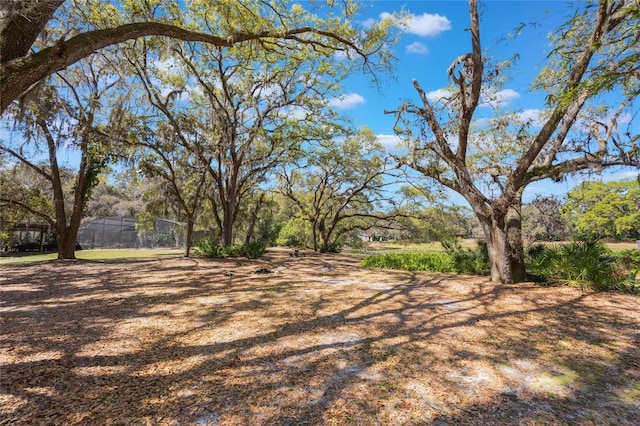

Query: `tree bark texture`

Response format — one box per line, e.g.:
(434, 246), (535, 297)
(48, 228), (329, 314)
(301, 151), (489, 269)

(0, 0), (64, 63)
(184, 217), (194, 257)
(244, 193), (265, 244)
(506, 196), (527, 283)
(221, 198), (236, 248)
(473, 201), (528, 284)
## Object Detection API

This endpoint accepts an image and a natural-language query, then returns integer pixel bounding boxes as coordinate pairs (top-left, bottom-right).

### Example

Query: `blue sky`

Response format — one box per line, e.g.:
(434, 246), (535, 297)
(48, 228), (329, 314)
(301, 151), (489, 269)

(327, 0), (639, 204)
(332, 1), (566, 128)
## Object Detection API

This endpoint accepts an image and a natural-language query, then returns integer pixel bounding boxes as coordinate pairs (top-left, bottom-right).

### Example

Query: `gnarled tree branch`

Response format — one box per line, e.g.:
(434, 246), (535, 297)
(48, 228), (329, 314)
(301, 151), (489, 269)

(1, 21), (370, 113)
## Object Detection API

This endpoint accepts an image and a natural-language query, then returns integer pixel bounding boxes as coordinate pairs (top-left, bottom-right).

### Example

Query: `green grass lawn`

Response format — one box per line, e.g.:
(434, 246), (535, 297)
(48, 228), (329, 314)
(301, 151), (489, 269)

(2, 240), (636, 267)
(599, 241), (639, 251)
(346, 239), (639, 256)
(0, 248), (184, 267)
(344, 239), (480, 256)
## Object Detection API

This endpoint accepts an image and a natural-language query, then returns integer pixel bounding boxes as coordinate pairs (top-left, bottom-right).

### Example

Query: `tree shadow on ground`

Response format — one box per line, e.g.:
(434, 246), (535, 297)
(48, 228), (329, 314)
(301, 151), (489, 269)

(1, 252), (638, 425)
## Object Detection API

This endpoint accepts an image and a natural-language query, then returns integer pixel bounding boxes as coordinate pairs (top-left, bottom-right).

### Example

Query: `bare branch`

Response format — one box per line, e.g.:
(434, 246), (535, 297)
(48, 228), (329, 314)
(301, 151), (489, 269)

(0, 146), (52, 181)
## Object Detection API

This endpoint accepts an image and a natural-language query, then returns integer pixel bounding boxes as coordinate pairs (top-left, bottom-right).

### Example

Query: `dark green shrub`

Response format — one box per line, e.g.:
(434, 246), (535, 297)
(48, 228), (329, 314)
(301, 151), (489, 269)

(194, 239), (267, 259)
(442, 239), (490, 275)
(324, 241), (343, 253)
(525, 240), (638, 292)
(610, 249), (640, 293)
(612, 249), (640, 268)
(362, 253), (403, 270)
(526, 243), (561, 283)
(362, 241), (491, 276)
(241, 241), (267, 259)
(221, 245), (241, 258)
(557, 240), (614, 290)
(193, 239), (224, 258)
(275, 218), (312, 248)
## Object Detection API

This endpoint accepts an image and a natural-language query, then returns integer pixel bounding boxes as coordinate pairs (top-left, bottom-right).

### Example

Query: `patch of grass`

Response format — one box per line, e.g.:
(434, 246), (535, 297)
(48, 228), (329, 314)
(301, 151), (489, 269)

(345, 239), (480, 256)
(611, 250), (640, 293)
(606, 242), (640, 251)
(623, 382), (640, 405)
(354, 239), (637, 255)
(532, 369), (579, 388)
(0, 249), (182, 266)
(377, 380), (399, 392)
(193, 239), (225, 258)
(362, 251), (455, 272)
(361, 240), (490, 276)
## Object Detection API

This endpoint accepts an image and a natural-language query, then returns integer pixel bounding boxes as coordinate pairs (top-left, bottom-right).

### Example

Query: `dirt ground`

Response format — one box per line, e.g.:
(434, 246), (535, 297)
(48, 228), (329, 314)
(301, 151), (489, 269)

(1, 249), (639, 425)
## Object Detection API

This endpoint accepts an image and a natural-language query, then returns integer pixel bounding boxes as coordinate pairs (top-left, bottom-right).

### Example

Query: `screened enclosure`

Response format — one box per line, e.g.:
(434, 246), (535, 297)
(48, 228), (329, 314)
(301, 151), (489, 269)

(77, 216), (185, 249)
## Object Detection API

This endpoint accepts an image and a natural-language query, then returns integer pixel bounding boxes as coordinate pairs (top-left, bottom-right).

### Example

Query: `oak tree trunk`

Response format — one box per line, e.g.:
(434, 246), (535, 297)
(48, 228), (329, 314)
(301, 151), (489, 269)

(476, 204), (528, 284)
(319, 237), (329, 253)
(58, 228), (78, 260)
(0, 0), (64, 63)
(244, 193), (265, 244)
(221, 203), (235, 247)
(506, 197), (527, 283)
(184, 218), (194, 257)
(486, 217), (513, 284)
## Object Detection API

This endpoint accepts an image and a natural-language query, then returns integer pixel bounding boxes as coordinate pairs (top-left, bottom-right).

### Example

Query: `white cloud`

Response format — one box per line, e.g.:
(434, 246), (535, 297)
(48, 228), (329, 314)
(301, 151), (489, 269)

(381, 12), (451, 37)
(480, 89), (520, 107)
(281, 105), (309, 120)
(425, 88), (454, 103)
(376, 133), (403, 150)
(474, 108), (546, 128)
(328, 93), (365, 109)
(406, 41), (428, 55)
(617, 112), (633, 124)
(497, 89), (520, 103)
(518, 109), (545, 126)
(602, 169), (639, 181)
(573, 108), (633, 135)
(361, 18), (376, 29)
(333, 50), (349, 60)
(522, 184), (568, 201)
(472, 117), (491, 127)
(605, 109), (632, 125)
(153, 57), (180, 73)
(424, 87), (521, 108)
(406, 12), (452, 36)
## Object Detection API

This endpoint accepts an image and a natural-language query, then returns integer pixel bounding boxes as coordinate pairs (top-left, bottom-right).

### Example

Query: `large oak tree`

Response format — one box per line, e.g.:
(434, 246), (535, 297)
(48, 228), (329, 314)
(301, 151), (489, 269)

(279, 128), (400, 253)
(389, 0), (639, 283)
(123, 23), (357, 248)
(562, 179), (640, 240)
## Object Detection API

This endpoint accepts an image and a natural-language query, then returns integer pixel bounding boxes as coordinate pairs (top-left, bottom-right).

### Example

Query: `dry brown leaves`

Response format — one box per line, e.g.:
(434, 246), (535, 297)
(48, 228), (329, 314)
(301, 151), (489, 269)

(1, 249), (639, 425)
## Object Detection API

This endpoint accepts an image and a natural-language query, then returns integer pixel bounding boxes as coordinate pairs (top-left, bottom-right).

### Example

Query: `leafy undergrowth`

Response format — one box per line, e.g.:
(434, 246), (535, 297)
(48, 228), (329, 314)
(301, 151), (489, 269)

(1, 250), (639, 425)
(527, 241), (640, 293)
(364, 240), (639, 293)
(361, 251), (456, 272)
(362, 240), (489, 276)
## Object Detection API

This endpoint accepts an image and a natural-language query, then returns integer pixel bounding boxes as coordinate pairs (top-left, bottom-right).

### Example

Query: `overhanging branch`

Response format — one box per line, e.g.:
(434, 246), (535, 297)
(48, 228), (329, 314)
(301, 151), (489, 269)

(1, 22), (372, 113)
